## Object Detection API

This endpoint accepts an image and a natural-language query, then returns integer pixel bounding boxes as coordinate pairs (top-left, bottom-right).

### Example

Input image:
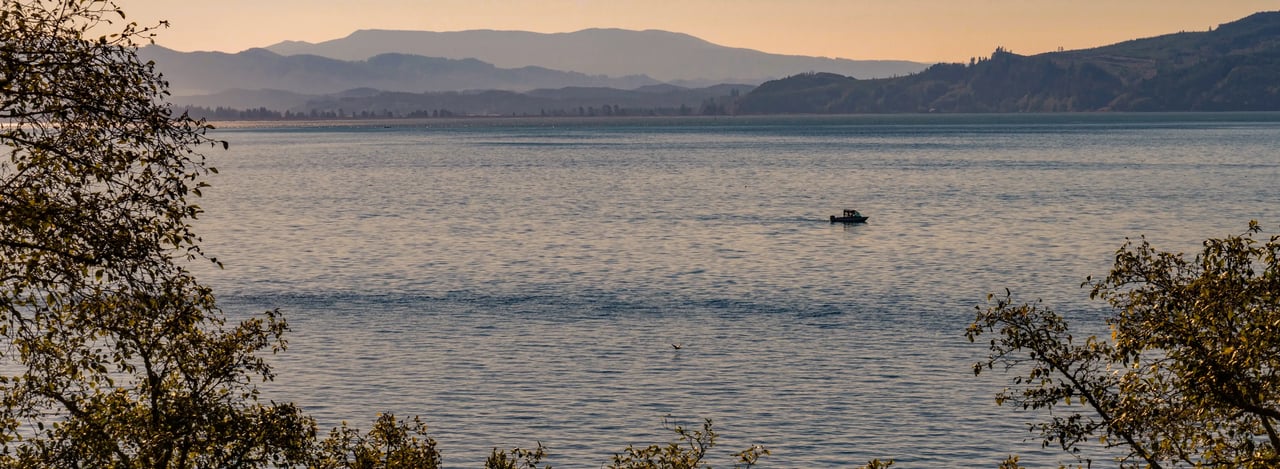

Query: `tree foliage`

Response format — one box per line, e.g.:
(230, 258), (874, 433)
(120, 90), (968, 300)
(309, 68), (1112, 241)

(485, 442), (551, 469)
(969, 221), (1280, 468)
(606, 418), (769, 469)
(310, 414), (440, 469)
(1, 0), (314, 466)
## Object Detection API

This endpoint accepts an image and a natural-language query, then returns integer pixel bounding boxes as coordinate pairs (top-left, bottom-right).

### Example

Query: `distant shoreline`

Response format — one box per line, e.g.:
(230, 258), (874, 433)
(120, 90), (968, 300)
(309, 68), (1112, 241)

(206, 111), (1280, 130)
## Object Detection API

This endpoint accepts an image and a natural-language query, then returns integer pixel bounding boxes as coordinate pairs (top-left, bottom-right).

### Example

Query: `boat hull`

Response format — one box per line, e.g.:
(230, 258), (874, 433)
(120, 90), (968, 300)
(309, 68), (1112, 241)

(830, 215), (868, 223)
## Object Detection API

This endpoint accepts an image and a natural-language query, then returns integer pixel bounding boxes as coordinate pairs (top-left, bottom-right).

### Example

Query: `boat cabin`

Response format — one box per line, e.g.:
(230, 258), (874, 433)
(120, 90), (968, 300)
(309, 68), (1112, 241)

(830, 209), (868, 223)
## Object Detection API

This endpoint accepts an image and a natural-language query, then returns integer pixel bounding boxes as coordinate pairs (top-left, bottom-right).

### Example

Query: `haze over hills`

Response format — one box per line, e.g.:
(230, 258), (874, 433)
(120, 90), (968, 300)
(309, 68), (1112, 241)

(147, 27), (925, 117)
(139, 46), (661, 96)
(264, 28), (928, 85)
(158, 12), (1280, 118)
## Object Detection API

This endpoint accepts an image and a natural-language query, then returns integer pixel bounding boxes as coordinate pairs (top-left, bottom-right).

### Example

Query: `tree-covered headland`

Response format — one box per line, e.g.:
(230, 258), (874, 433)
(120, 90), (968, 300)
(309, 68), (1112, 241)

(737, 12), (1280, 113)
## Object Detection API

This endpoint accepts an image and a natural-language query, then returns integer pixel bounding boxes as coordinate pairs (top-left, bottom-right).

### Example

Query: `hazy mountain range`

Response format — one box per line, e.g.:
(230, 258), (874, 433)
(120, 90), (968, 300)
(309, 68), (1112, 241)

(140, 46), (662, 96)
(143, 28), (926, 100)
(157, 12), (1280, 118)
(264, 28), (927, 84)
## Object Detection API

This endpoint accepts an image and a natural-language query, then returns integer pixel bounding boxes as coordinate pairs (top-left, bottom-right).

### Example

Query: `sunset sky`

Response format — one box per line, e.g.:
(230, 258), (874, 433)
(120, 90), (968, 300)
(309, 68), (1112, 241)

(122, 1), (1274, 63)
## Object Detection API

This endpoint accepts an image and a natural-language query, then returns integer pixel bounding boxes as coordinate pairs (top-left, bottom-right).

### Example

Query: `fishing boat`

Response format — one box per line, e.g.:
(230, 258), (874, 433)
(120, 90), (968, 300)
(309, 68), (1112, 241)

(830, 209), (868, 223)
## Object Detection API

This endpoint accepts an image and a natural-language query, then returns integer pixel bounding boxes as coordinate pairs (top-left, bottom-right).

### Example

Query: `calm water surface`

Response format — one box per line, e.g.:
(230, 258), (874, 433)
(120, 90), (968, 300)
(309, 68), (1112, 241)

(195, 114), (1280, 467)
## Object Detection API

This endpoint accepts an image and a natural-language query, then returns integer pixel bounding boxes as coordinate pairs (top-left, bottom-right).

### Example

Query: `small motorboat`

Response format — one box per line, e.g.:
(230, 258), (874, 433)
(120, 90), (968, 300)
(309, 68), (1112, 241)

(830, 209), (868, 223)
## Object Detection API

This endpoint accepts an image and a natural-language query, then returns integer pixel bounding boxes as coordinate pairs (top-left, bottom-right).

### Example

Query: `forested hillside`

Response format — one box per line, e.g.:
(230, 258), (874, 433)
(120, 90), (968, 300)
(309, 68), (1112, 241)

(737, 11), (1280, 113)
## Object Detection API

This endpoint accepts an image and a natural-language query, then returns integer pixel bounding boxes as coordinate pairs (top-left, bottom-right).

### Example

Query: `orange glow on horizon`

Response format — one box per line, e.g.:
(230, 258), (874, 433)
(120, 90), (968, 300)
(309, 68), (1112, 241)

(121, 0), (1274, 63)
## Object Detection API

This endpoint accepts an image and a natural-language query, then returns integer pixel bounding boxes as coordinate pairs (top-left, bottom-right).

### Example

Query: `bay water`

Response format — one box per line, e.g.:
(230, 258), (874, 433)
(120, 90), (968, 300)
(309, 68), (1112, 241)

(194, 114), (1280, 467)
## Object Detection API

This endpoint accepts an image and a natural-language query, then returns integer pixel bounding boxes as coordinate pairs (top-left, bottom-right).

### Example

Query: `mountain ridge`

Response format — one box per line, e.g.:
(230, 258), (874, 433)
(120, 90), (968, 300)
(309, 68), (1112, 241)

(262, 28), (928, 84)
(736, 11), (1280, 113)
(139, 45), (662, 96)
